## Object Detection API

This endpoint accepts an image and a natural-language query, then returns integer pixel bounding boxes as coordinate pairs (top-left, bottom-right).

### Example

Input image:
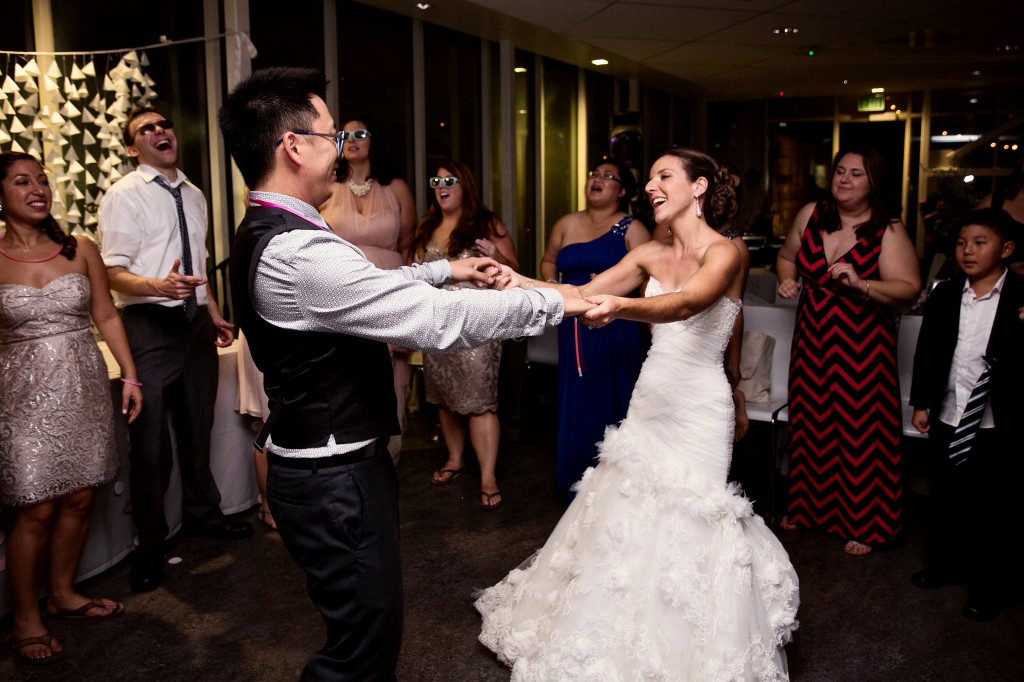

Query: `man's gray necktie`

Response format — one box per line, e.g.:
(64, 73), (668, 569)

(153, 175), (198, 320)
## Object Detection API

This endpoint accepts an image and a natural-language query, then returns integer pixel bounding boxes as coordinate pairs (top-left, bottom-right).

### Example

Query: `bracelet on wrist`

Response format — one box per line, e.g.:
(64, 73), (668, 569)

(121, 378), (143, 387)
(862, 280), (871, 299)
(545, 278), (558, 283)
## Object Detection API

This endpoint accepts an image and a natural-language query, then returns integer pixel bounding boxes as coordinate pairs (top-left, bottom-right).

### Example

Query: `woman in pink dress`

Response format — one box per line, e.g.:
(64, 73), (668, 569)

(319, 116), (416, 464)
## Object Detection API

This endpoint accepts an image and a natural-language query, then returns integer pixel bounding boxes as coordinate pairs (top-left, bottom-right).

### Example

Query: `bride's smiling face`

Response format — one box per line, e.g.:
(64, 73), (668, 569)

(645, 155), (703, 224)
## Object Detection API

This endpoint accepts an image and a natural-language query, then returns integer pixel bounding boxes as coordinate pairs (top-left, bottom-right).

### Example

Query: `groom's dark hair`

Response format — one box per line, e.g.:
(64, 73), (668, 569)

(219, 67), (328, 188)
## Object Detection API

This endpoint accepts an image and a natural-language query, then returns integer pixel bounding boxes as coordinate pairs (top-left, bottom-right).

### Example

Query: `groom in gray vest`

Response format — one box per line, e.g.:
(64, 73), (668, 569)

(220, 67), (587, 681)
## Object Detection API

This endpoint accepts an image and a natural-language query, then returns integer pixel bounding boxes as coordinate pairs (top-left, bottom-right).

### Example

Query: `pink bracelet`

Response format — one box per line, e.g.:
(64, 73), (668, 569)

(121, 378), (143, 387)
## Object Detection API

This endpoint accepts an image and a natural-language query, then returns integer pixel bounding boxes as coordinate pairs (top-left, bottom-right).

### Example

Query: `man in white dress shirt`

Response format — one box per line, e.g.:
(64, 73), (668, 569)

(99, 107), (251, 595)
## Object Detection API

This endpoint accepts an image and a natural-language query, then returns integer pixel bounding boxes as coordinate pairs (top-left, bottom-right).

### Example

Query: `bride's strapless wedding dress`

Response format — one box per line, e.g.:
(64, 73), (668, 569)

(476, 279), (799, 681)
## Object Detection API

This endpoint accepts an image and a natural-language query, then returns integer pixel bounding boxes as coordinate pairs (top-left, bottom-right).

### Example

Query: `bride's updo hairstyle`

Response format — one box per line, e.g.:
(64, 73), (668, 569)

(661, 147), (738, 229)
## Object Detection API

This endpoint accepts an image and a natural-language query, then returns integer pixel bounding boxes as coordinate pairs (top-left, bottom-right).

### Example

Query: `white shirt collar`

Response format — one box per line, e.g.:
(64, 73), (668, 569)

(137, 163), (186, 188)
(962, 267), (1007, 301)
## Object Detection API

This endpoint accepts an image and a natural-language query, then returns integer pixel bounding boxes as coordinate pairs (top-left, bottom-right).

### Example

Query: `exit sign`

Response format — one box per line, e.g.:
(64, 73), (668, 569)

(858, 95), (885, 112)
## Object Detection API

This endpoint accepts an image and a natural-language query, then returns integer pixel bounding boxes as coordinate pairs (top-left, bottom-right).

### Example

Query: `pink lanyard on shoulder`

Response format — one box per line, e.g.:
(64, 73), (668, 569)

(249, 198), (331, 232)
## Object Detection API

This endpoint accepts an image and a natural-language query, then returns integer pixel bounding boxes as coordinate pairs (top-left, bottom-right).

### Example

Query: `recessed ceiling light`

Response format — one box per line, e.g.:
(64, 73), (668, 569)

(514, 67), (527, 73)
(772, 27), (800, 34)
(969, 98), (978, 104)
(591, 59), (609, 66)
(871, 87), (885, 94)
(416, 2), (430, 9)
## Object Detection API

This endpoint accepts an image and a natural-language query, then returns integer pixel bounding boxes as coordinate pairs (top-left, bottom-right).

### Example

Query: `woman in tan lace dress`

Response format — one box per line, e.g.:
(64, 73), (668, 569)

(0, 153), (141, 664)
(411, 161), (518, 509)
(319, 116), (416, 464)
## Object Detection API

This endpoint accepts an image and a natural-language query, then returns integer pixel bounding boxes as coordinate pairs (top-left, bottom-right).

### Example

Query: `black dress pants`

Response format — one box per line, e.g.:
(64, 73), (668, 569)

(267, 440), (402, 682)
(122, 304), (222, 551)
(925, 422), (1019, 606)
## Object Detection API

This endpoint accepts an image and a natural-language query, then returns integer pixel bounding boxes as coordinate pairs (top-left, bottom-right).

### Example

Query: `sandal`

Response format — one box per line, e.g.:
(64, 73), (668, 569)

(46, 597), (124, 620)
(431, 467), (464, 486)
(843, 540), (873, 556)
(5, 631), (64, 665)
(779, 516), (798, 531)
(257, 508), (277, 531)
(480, 490), (503, 511)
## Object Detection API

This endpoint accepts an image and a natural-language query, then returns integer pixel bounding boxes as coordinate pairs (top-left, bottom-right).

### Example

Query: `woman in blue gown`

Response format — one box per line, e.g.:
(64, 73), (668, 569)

(539, 159), (651, 502)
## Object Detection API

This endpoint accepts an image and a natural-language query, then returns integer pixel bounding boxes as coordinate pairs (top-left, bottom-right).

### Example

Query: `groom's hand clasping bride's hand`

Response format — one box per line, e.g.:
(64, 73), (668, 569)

(492, 264), (525, 291)
(450, 257), (502, 287)
(561, 287), (596, 318)
(581, 294), (622, 328)
(487, 265), (594, 317)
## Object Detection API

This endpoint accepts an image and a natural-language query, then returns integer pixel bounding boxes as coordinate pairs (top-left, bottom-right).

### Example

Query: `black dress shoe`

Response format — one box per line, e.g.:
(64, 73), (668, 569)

(962, 599), (999, 622)
(130, 551), (165, 593)
(911, 568), (949, 589)
(183, 520), (254, 541)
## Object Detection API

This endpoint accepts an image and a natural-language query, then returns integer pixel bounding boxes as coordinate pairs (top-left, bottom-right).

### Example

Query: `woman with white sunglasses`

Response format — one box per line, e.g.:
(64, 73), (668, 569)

(411, 161), (518, 510)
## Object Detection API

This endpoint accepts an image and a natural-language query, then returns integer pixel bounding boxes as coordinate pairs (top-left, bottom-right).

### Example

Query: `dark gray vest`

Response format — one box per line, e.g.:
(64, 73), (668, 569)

(229, 206), (398, 449)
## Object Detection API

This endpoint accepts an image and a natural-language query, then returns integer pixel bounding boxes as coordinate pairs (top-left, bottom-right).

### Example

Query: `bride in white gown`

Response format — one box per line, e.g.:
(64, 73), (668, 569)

(477, 148), (799, 681)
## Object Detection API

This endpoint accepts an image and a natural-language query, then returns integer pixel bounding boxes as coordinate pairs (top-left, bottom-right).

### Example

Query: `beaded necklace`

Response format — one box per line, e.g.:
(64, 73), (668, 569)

(347, 177), (374, 198)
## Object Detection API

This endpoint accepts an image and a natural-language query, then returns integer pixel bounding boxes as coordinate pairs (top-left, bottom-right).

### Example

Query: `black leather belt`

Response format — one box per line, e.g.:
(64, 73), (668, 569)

(268, 439), (379, 470)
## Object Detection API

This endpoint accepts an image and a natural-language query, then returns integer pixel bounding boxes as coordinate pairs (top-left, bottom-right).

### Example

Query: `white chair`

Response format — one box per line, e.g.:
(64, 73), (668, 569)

(742, 305), (796, 425)
(739, 304), (797, 520)
(897, 314), (926, 439)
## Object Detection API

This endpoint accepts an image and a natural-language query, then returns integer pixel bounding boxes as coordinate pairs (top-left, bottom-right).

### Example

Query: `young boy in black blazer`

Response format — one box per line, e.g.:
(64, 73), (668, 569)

(909, 208), (1023, 621)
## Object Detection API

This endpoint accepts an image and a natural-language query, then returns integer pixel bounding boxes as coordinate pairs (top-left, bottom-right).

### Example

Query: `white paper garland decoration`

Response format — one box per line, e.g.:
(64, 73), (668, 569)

(2, 50), (160, 234)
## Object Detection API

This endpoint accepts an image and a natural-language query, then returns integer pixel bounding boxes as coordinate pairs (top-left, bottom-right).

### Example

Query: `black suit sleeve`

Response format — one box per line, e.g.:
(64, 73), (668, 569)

(909, 281), (956, 411)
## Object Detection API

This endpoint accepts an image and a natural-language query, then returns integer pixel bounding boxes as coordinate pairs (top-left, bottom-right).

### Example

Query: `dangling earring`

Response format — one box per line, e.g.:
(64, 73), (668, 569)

(695, 197), (703, 219)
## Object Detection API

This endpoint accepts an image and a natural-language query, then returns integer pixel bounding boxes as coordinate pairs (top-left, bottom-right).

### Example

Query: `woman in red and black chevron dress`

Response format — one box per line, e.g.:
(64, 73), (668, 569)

(776, 147), (921, 555)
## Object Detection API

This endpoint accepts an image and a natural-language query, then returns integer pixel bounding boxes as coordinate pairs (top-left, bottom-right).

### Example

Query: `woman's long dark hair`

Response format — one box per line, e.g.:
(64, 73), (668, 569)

(659, 147), (737, 229)
(335, 115), (397, 186)
(819, 146), (898, 235)
(411, 160), (500, 259)
(0, 152), (76, 260)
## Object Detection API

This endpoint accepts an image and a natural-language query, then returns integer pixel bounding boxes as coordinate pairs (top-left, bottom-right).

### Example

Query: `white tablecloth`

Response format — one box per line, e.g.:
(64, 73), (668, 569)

(0, 340), (258, 614)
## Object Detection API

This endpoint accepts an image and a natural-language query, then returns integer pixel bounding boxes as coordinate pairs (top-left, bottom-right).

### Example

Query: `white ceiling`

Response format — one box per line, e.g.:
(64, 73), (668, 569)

(361, 0), (1024, 100)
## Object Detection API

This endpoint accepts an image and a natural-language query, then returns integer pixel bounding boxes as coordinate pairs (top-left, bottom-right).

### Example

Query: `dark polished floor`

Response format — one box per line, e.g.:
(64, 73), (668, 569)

(2, 370), (1022, 681)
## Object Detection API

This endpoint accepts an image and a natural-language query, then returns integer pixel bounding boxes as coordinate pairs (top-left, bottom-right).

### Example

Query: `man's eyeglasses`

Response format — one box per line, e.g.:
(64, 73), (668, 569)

(133, 119), (174, 139)
(346, 129), (371, 141)
(274, 130), (350, 156)
(429, 176), (459, 189)
(588, 169), (621, 183)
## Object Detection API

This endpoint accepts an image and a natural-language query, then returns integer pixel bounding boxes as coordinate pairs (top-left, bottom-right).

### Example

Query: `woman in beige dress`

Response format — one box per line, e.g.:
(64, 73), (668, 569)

(319, 117), (416, 464)
(0, 153), (142, 664)
(411, 160), (518, 509)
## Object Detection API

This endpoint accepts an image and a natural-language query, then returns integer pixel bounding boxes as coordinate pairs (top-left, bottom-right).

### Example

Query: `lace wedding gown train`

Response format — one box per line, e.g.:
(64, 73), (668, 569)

(476, 280), (799, 681)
